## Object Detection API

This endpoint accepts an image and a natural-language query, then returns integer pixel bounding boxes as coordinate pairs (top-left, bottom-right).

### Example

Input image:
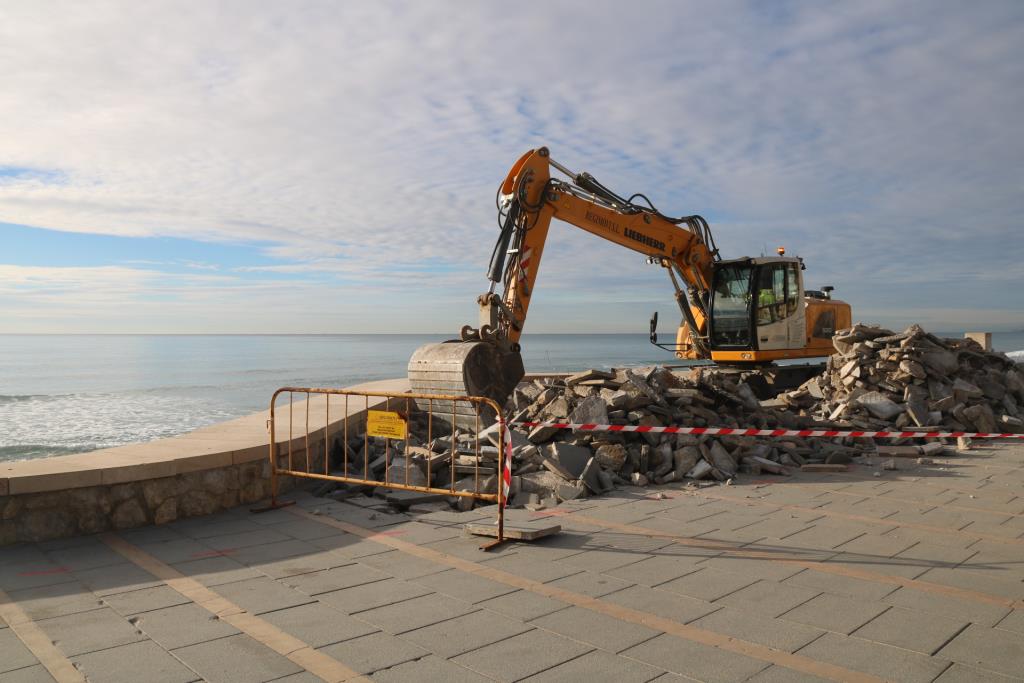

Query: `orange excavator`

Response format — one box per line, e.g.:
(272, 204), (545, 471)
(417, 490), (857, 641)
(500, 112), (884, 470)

(409, 147), (851, 418)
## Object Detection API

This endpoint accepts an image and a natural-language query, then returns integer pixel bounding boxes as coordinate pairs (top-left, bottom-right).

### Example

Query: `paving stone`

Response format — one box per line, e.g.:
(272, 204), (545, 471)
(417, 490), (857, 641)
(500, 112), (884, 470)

(692, 606), (824, 653)
(307, 534), (395, 560)
(170, 555), (264, 587)
(228, 539), (326, 568)
(44, 542), (126, 572)
(172, 517), (263, 539)
(782, 567), (897, 601)
(254, 518), (343, 542)
(936, 623), (1024, 678)
(259, 602), (378, 648)
(357, 549), (449, 580)
(995, 608), (1024, 635)
(118, 525), (187, 545)
(399, 608), (533, 658)
(657, 567), (759, 602)
(212, 576), (315, 615)
(355, 592), (476, 634)
(72, 562), (163, 596)
(37, 606), (145, 657)
(520, 648), (667, 682)
(780, 593), (888, 635)
(316, 578), (434, 615)
(933, 663), (1019, 682)
(0, 561), (78, 592)
(853, 605), (969, 655)
(744, 665), (832, 683)
(413, 568), (518, 604)
(916, 566), (1024, 600)
(621, 632), (769, 682)
(101, 584), (191, 616)
(317, 631), (429, 675)
(71, 639), (198, 683)
(131, 603), (239, 650)
(0, 665), (59, 683)
(531, 605), (661, 653)
(0, 627), (38, 673)
(477, 553), (582, 583)
(476, 589), (568, 621)
(174, 632), (301, 682)
(451, 628), (593, 682)
(137, 538), (215, 564)
(256, 550), (352, 580)
(882, 586), (1012, 628)
(555, 548), (652, 573)
(370, 654), (492, 683)
(796, 632), (951, 683)
(543, 570), (634, 598)
(601, 554), (704, 587)
(6, 582), (105, 621)
(601, 585), (718, 624)
(262, 673), (322, 683)
(715, 580), (821, 618)
(697, 554), (806, 582)
(280, 563), (390, 596)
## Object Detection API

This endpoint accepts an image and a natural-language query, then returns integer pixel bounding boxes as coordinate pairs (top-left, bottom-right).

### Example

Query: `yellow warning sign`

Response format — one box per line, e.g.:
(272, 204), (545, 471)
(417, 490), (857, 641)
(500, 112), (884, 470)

(366, 410), (407, 440)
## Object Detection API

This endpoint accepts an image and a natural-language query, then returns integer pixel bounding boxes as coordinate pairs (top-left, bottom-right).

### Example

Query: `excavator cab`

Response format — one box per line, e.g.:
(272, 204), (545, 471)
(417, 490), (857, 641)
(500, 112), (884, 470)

(672, 255), (850, 364)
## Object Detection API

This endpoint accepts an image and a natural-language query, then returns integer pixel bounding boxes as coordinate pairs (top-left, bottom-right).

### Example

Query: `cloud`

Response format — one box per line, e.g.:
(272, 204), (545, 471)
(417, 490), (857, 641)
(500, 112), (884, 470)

(0, 1), (1022, 332)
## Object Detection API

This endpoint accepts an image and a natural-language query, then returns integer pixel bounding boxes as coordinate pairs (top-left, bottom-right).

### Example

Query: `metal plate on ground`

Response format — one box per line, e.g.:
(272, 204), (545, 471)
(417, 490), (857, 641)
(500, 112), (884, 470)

(465, 522), (561, 541)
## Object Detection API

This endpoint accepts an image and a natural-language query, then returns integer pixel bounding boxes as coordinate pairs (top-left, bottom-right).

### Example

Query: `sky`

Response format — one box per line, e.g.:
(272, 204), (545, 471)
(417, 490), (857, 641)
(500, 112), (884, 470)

(1, 1), (1022, 334)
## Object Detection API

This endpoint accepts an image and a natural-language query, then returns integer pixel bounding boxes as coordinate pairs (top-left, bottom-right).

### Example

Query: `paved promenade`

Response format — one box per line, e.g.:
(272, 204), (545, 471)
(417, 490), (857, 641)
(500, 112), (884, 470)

(2, 441), (1023, 682)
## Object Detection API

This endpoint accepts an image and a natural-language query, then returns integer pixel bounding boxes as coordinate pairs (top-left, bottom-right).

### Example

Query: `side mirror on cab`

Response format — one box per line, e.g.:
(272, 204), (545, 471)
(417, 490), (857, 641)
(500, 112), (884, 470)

(649, 311), (659, 344)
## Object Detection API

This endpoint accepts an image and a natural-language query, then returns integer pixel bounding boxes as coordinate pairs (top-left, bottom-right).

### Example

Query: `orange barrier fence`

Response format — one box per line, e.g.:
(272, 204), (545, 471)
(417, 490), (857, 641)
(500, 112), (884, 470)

(258, 387), (507, 546)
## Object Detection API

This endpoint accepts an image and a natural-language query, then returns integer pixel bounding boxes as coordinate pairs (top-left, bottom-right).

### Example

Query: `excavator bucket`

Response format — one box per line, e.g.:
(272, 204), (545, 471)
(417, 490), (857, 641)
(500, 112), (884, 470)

(407, 341), (525, 428)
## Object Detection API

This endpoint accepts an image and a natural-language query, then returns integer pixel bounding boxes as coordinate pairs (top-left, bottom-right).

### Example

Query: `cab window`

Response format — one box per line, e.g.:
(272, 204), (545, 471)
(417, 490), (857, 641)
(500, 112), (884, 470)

(756, 264), (786, 324)
(786, 263), (800, 316)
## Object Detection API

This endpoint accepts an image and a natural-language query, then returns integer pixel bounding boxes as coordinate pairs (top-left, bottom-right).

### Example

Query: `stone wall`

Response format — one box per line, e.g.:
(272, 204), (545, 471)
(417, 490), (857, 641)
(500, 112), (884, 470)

(0, 458), (298, 545)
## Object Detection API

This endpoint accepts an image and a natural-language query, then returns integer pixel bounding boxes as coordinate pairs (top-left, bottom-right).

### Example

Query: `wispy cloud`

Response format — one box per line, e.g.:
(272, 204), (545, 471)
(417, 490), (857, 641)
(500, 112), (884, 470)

(1, 1), (1022, 332)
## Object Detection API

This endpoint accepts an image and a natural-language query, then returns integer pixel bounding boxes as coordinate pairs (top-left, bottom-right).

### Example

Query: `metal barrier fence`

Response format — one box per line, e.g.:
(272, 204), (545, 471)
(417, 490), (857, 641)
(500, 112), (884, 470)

(257, 387), (507, 546)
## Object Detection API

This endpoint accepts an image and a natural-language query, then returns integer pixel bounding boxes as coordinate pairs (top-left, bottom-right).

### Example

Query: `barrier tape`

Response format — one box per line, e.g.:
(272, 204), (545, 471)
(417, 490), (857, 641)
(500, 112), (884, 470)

(511, 421), (1024, 440)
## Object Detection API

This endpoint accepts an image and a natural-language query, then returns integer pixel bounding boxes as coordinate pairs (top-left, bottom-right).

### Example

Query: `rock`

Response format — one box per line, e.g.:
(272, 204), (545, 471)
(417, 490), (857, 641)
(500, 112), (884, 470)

(963, 404), (997, 433)
(629, 472), (649, 487)
(594, 444), (627, 470)
(541, 442), (592, 480)
(685, 459), (714, 480)
(111, 498), (147, 530)
(706, 441), (736, 476)
(568, 395), (609, 426)
(154, 498), (178, 525)
(528, 425), (559, 444)
(673, 446), (700, 478)
(556, 481), (588, 501)
(855, 392), (903, 420)
(566, 369), (615, 386)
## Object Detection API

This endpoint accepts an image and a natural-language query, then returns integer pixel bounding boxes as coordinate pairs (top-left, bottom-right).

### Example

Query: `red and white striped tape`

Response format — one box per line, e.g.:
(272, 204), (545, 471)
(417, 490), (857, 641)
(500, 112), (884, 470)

(500, 418), (513, 508)
(511, 421), (1024, 440)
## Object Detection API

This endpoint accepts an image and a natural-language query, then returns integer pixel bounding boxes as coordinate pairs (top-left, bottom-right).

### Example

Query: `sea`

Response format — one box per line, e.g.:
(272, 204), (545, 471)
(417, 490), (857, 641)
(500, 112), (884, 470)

(2, 331), (1023, 462)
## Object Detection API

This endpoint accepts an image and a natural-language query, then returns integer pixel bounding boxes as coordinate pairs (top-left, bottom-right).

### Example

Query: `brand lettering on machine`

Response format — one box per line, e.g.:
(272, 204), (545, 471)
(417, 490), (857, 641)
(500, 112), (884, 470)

(585, 211), (666, 252)
(624, 227), (665, 252)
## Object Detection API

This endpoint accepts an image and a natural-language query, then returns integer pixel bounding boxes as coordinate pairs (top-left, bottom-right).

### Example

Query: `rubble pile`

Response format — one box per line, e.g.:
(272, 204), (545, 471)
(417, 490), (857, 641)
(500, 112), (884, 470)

(315, 324), (1021, 512)
(493, 365), (869, 509)
(780, 324), (1024, 434)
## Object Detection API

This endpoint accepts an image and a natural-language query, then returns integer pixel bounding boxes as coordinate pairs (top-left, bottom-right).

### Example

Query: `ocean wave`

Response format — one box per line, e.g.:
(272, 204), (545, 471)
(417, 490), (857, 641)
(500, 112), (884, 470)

(0, 394), (52, 404)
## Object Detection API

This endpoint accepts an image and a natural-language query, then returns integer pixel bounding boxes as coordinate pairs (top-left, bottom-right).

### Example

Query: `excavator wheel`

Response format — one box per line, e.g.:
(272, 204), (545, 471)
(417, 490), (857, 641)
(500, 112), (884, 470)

(407, 341), (525, 429)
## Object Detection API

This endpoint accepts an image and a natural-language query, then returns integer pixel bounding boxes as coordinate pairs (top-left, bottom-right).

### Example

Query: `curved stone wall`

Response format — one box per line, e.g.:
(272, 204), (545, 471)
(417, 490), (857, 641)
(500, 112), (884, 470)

(0, 379), (408, 545)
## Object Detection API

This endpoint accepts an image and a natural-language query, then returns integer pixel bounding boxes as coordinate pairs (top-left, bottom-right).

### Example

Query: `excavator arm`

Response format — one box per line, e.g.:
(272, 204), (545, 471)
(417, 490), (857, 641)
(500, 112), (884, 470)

(483, 147), (718, 358)
(408, 147), (722, 421)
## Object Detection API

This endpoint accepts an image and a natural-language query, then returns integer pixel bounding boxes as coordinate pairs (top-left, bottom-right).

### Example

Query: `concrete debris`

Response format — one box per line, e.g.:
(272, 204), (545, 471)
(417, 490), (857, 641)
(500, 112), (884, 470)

(782, 323), (1023, 434)
(310, 323), (1017, 514)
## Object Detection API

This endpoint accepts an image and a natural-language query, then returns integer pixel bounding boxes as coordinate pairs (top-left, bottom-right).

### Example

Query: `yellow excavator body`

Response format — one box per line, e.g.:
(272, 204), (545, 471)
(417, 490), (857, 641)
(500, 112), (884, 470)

(408, 148), (852, 418)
